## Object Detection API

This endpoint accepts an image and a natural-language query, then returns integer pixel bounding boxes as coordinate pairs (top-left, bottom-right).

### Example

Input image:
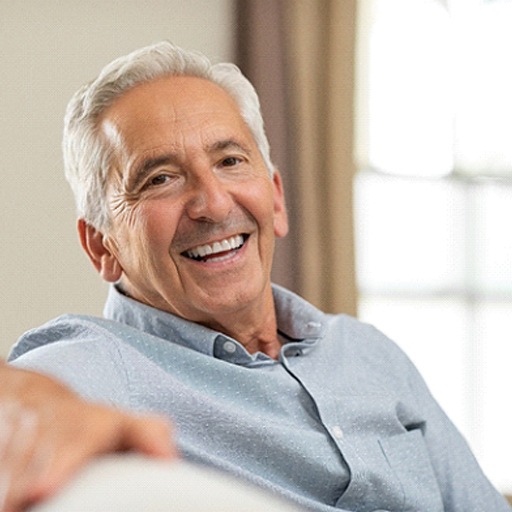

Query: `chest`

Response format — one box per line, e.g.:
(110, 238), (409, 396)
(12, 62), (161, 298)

(124, 349), (441, 511)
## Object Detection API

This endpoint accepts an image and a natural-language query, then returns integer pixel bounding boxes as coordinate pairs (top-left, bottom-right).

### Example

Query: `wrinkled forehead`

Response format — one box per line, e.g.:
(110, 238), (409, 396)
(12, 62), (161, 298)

(102, 75), (244, 130)
(97, 76), (258, 181)
(104, 76), (251, 144)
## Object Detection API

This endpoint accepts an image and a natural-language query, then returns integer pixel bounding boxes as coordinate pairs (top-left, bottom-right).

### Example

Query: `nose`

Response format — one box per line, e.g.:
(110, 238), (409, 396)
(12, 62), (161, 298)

(185, 171), (233, 223)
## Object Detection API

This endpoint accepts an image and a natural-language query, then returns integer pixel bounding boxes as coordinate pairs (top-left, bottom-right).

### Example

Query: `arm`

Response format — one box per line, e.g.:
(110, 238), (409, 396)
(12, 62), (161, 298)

(0, 361), (177, 512)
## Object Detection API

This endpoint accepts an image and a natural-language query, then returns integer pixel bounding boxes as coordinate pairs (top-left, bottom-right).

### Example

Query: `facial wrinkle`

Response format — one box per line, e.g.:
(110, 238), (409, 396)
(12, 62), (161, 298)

(174, 208), (257, 253)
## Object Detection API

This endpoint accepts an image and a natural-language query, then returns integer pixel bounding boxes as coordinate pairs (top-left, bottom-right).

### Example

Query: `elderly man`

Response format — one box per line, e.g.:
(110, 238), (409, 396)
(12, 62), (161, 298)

(8, 42), (511, 511)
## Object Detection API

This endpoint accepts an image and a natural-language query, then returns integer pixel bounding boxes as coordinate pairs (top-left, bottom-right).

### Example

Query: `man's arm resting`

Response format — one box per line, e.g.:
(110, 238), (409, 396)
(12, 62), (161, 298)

(0, 361), (177, 512)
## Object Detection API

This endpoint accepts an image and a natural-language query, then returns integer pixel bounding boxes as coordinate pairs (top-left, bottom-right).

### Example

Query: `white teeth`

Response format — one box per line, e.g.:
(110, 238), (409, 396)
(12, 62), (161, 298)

(186, 235), (244, 260)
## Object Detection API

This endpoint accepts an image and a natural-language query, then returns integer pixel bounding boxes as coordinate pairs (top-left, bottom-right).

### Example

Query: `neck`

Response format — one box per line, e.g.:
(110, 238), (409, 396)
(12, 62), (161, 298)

(201, 294), (281, 359)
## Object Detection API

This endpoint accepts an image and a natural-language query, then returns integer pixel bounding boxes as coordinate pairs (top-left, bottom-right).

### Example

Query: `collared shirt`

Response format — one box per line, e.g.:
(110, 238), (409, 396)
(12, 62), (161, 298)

(9, 285), (510, 512)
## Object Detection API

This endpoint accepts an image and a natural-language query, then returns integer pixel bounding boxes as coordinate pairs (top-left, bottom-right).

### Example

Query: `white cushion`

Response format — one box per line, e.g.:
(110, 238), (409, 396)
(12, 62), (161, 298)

(30, 455), (300, 512)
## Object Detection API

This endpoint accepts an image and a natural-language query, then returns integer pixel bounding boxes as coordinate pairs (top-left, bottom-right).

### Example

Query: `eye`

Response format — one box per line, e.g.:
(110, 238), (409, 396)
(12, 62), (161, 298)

(221, 156), (242, 167)
(148, 174), (171, 187)
(140, 173), (173, 191)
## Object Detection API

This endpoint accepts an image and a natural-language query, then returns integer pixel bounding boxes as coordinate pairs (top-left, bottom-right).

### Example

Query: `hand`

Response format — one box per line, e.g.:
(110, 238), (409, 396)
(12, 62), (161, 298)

(0, 363), (177, 512)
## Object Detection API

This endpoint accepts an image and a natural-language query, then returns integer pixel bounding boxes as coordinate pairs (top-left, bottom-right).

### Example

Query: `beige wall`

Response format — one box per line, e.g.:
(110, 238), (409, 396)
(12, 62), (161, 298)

(0, 0), (234, 357)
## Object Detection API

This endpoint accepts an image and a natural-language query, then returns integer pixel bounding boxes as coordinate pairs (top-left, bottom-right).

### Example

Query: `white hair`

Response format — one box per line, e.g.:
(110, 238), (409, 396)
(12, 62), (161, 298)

(63, 41), (274, 231)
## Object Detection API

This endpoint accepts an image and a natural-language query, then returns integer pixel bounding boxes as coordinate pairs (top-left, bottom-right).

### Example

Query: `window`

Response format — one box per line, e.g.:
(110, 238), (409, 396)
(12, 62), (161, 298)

(355, 0), (512, 493)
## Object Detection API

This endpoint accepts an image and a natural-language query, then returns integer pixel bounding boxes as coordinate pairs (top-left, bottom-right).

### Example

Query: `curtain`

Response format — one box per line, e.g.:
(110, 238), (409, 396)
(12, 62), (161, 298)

(236, 0), (358, 316)
(236, 0), (299, 294)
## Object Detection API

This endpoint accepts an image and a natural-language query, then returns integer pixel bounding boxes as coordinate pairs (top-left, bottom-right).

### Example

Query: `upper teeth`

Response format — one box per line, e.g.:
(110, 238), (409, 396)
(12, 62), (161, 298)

(185, 235), (244, 259)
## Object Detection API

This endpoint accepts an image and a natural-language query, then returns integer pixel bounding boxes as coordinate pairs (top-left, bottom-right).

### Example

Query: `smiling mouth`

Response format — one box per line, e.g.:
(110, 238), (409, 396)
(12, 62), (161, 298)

(182, 234), (248, 262)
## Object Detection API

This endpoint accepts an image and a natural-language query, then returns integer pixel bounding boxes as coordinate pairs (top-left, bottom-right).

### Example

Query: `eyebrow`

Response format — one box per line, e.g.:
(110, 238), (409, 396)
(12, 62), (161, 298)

(207, 139), (252, 156)
(129, 138), (253, 189)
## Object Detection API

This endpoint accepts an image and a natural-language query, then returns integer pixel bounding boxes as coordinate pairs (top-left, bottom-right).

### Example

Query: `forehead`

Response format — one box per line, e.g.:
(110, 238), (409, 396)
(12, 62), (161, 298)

(100, 75), (251, 153)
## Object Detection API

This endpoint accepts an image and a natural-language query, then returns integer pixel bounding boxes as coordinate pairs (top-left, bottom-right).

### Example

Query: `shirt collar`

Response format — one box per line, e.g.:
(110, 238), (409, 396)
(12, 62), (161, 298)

(103, 284), (326, 362)
(103, 286), (219, 357)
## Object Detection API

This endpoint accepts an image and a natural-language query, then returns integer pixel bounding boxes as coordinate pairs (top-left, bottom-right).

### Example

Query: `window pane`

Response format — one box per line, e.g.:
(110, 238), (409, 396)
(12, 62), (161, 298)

(473, 301), (512, 494)
(355, 172), (466, 293)
(356, 0), (453, 177)
(453, 2), (512, 176)
(474, 183), (512, 294)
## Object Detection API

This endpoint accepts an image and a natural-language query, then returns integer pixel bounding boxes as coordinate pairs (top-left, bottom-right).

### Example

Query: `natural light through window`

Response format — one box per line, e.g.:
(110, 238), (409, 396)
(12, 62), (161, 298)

(355, 0), (512, 494)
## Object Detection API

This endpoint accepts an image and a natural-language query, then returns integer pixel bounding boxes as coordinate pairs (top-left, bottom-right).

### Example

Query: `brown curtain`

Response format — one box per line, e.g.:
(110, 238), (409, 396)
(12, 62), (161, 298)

(236, 0), (358, 316)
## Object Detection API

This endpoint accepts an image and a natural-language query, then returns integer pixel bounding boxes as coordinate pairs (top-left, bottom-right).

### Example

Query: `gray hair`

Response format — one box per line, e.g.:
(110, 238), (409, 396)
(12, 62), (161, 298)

(63, 41), (274, 231)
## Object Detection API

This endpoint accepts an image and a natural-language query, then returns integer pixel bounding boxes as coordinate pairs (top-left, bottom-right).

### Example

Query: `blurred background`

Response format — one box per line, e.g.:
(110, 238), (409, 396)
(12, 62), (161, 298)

(1, 0), (510, 496)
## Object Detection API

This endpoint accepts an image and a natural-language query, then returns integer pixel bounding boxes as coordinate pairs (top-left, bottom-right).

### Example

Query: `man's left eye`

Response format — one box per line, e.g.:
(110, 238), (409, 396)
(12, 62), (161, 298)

(148, 174), (170, 187)
(221, 157), (241, 167)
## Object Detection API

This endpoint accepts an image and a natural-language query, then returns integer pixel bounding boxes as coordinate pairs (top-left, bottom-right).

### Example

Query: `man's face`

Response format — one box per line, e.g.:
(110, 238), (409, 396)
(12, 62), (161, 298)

(94, 76), (288, 327)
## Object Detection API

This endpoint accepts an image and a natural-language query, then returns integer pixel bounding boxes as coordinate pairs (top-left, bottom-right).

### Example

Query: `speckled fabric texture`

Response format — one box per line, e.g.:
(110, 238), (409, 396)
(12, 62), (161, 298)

(9, 285), (511, 512)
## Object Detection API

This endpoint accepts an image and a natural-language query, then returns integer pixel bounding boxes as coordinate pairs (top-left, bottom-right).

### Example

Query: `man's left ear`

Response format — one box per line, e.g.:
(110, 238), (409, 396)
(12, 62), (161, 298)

(77, 219), (123, 283)
(272, 170), (289, 238)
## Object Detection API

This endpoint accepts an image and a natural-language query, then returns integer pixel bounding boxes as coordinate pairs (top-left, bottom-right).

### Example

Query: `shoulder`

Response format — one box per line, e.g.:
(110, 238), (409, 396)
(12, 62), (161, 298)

(322, 313), (422, 388)
(9, 314), (141, 359)
(8, 314), (134, 405)
(273, 284), (411, 369)
(325, 312), (405, 356)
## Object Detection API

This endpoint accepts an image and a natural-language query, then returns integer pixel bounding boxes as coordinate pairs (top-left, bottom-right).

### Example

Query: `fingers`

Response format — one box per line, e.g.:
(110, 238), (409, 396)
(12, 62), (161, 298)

(24, 406), (177, 507)
(0, 365), (178, 511)
(120, 414), (178, 459)
(0, 402), (50, 512)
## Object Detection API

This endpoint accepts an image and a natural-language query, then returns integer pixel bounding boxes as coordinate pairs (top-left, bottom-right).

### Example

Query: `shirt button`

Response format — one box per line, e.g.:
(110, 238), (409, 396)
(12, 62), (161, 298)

(331, 425), (344, 440)
(223, 341), (237, 354)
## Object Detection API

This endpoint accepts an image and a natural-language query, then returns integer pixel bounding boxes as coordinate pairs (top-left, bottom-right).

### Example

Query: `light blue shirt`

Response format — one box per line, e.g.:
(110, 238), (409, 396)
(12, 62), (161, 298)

(9, 285), (510, 511)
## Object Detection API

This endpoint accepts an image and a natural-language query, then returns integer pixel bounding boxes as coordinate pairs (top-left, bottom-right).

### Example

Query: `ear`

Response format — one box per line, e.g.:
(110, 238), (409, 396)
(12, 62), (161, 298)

(271, 170), (289, 238)
(78, 219), (123, 283)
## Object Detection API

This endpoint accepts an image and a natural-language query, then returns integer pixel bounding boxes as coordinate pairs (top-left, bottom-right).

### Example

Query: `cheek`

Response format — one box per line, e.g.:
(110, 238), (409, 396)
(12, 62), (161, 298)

(240, 180), (275, 219)
(256, 194), (280, 234)
(135, 203), (180, 254)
